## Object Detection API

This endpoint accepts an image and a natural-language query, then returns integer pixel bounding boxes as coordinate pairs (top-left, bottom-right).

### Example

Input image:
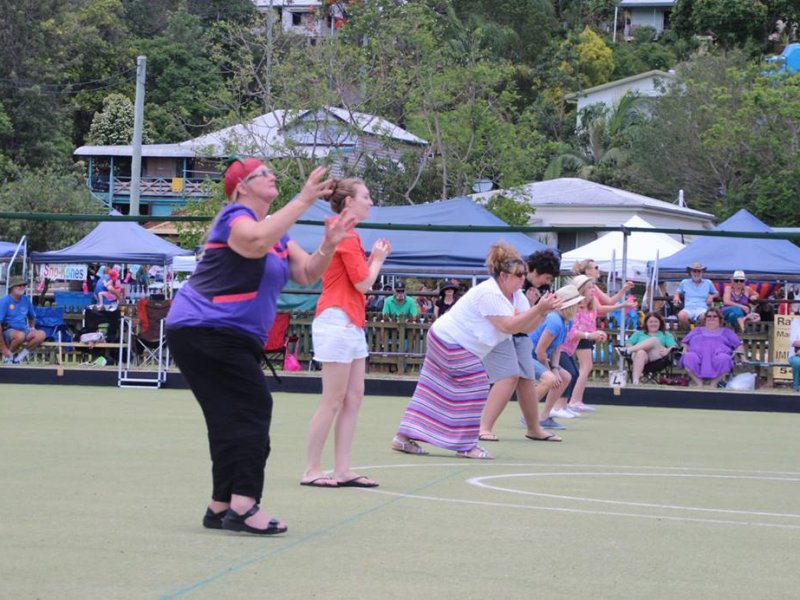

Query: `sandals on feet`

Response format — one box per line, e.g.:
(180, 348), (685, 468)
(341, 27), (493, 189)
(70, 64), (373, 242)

(222, 505), (288, 536)
(391, 436), (429, 455)
(203, 507), (227, 530)
(478, 432), (499, 442)
(456, 445), (493, 460)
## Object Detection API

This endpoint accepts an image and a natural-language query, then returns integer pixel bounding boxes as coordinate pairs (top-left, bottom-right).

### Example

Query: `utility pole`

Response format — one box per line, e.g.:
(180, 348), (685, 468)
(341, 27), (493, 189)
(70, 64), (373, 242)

(130, 55), (146, 216)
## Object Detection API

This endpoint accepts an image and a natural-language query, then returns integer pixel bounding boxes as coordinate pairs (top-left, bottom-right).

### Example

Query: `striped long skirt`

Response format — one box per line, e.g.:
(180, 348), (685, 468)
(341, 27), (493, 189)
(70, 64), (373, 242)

(396, 330), (490, 452)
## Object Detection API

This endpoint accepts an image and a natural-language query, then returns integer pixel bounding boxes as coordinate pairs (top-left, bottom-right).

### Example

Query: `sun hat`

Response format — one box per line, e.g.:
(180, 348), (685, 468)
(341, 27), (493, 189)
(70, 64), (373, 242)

(7, 276), (28, 289)
(732, 270), (746, 280)
(570, 274), (594, 292)
(686, 262), (706, 273)
(223, 157), (267, 198)
(440, 282), (458, 293)
(555, 284), (584, 309)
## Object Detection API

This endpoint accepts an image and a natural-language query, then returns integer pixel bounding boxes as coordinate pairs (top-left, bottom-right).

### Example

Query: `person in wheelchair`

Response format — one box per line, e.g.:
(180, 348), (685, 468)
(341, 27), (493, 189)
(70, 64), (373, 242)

(619, 312), (678, 385)
(679, 308), (744, 387)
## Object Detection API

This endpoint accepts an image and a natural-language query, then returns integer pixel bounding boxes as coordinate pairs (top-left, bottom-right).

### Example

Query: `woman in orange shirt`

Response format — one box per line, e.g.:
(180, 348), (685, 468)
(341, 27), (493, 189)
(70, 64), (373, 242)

(302, 179), (391, 488)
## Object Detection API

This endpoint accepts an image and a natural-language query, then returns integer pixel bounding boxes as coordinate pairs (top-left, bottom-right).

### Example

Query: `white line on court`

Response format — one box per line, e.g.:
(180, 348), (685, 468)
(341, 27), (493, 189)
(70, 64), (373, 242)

(353, 462), (800, 529)
(467, 472), (800, 518)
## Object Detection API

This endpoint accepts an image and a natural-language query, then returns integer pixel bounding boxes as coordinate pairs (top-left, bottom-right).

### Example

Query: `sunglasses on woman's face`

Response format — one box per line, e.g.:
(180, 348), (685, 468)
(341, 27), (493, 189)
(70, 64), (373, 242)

(705, 314), (720, 319)
(244, 168), (274, 182)
(733, 279), (745, 283)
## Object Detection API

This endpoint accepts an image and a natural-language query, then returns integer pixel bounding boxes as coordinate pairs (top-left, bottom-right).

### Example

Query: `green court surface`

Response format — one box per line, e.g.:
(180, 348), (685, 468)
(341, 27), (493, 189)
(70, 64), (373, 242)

(2, 385), (799, 599)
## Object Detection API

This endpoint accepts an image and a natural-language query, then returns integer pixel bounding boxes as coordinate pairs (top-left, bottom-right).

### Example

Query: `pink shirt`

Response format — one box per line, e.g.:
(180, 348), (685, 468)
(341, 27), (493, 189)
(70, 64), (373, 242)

(562, 305), (598, 356)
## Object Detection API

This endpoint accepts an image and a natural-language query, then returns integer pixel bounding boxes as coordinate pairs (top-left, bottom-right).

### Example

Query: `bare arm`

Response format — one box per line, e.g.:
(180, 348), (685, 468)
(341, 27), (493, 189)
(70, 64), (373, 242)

(486, 293), (560, 335)
(353, 239), (392, 294)
(228, 167), (334, 259)
(287, 211), (359, 285)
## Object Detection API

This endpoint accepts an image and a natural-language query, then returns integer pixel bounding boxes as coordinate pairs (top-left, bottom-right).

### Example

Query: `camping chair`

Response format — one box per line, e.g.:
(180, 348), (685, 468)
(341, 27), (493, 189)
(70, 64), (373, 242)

(33, 305), (72, 344)
(262, 313), (297, 378)
(132, 296), (171, 369)
(622, 346), (682, 385)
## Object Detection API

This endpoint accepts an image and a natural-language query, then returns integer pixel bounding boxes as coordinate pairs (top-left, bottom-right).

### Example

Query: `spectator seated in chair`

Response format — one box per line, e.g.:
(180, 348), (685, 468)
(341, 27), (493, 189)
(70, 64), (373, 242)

(721, 270), (760, 332)
(620, 311), (678, 385)
(96, 268), (126, 308)
(679, 307), (744, 387)
(672, 262), (718, 328)
(0, 276), (46, 364)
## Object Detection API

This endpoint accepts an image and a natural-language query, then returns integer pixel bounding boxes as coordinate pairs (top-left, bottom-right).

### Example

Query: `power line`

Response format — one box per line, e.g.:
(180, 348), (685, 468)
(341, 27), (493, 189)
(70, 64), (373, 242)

(0, 68), (137, 96)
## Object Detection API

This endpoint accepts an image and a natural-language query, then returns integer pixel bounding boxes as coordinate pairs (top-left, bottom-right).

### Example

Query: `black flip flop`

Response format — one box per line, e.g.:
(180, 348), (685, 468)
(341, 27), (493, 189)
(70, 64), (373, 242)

(337, 475), (379, 488)
(525, 433), (562, 442)
(300, 476), (339, 488)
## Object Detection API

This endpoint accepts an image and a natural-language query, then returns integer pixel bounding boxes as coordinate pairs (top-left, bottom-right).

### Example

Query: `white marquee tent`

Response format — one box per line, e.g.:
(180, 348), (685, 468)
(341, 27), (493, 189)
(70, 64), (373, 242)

(560, 215), (684, 282)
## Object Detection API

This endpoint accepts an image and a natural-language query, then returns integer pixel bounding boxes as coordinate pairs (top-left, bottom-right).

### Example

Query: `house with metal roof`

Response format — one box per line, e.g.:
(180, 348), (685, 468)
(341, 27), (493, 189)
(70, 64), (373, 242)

(565, 70), (676, 116)
(471, 177), (714, 252)
(73, 106), (428, 216)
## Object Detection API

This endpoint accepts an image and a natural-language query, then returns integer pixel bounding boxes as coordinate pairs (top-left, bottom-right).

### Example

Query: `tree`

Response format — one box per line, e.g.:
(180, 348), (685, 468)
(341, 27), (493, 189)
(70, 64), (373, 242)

(544, 93), (647, 187)
(624, 54), (800, 226)
(672, 0), (769, 52)
(86, 93), (155, 145)
(0, 170), (106, 251)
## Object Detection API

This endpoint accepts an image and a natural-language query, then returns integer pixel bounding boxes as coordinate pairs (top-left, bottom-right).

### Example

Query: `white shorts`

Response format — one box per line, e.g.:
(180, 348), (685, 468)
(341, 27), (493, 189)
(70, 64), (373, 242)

(311, 307), (368, 363)
(681, 306), (707, 321)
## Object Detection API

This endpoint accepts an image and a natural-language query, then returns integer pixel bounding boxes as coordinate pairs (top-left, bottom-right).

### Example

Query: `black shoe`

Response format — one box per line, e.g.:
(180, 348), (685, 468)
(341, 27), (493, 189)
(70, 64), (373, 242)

(202, 507), (226, 530)
(221, 505), (288, 535)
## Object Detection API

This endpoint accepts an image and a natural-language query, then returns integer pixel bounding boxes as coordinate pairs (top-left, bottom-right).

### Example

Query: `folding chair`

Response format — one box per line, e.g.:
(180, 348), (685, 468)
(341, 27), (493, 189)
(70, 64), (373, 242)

(33, 305), (72, 343)
(133, 296), (171, 368)
(118, 296), (170, 388)
(622, 346), (682, 385)
(261, 313), (297, 378)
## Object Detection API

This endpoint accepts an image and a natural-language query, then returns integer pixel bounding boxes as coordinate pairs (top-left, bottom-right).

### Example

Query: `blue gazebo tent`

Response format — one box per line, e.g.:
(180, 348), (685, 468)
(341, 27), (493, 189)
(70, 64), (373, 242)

(654, 209), (800, 282)
(289, 196), (551, 276)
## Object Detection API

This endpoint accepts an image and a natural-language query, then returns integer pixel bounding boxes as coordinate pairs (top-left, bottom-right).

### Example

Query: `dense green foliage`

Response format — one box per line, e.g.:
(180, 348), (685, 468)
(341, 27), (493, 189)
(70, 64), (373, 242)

(1, 0), (800, 250)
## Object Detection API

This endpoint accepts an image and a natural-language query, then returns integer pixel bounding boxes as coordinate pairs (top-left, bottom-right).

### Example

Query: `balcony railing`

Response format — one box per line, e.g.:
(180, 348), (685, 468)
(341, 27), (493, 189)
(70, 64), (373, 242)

(90, 176), (219, 198)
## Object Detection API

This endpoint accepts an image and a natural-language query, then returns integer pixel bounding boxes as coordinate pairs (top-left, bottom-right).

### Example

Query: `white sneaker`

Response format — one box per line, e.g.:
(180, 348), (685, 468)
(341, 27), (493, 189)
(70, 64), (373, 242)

(13, 348), (30, 363)
(551, 407), (576, 419)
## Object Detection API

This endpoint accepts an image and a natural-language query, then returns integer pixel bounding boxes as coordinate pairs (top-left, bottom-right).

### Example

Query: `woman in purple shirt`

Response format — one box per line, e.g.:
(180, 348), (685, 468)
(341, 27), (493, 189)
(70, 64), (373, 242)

(167, 158), (354, 536)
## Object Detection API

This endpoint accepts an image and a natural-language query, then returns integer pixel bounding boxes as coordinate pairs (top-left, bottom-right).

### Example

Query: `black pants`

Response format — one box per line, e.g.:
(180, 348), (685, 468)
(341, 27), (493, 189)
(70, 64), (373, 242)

(167, 326), (272, 503)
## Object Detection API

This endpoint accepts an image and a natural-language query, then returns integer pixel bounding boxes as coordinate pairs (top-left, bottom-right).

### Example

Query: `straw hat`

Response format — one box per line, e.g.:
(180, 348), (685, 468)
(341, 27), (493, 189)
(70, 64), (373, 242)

(732, 270), (746, 281)
(555, 284), (584, 309)
(686, 262), (706, 273)
(570, 274), (594, 292)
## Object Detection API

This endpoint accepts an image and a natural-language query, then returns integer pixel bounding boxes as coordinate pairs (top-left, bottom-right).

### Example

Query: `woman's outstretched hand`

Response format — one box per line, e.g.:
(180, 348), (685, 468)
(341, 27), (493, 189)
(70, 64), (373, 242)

(321, 210), (357, 250)
(297, 167), (335, 205)
(370, 239), (392, 262)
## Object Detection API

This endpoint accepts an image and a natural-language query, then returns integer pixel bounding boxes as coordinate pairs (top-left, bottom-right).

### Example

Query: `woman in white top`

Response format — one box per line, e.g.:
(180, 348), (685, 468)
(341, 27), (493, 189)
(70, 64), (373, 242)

(391, 242), (558, 459)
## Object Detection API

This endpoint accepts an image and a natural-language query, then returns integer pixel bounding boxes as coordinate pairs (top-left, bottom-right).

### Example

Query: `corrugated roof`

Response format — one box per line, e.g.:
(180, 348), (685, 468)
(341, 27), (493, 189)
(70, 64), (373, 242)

(74, 106), (427, 158)
(565, 70), (675, 101)
(472, 178), (714, 220)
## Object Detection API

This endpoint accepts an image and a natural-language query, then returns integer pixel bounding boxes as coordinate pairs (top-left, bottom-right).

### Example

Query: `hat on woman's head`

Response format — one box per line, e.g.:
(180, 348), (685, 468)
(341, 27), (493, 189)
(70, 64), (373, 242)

(440, 282), (457, 293)
(107, 269), (120, 280)
(570, 274), (594, 292)
(732, 270), (746, 280)
(686, 262), (706, 273)
(223, 157), (266, 198)
(555, 284), (584, 309)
